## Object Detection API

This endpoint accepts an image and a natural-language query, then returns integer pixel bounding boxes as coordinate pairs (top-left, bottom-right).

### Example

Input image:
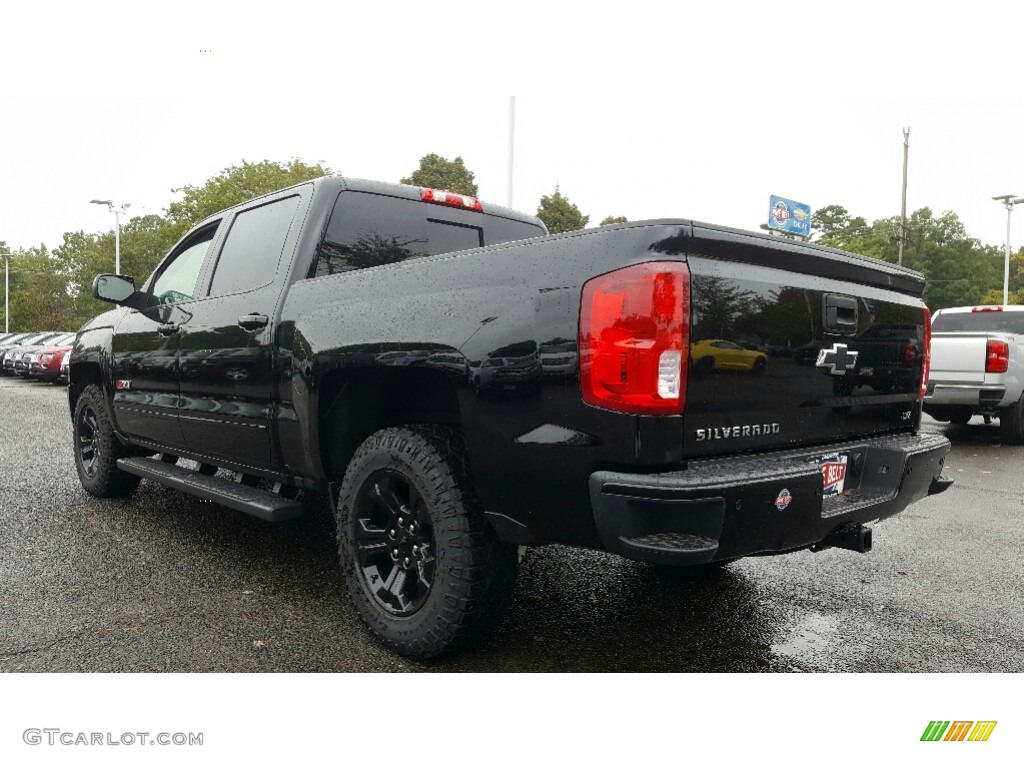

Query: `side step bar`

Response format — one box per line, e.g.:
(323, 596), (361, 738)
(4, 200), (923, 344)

(617, 532), (720, 566)
(116, 457), (304, 522)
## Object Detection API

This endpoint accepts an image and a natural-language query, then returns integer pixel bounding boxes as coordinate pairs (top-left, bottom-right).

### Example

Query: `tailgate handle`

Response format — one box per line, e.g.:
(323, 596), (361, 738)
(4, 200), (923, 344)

(823, 294), (858, 334)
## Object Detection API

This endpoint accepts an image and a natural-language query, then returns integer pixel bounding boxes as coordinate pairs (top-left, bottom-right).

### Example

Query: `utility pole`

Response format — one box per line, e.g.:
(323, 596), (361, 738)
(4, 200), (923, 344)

(993, 194), (1024, 305)
(898, 127), (910, 266)
(506, 96), (516, 209)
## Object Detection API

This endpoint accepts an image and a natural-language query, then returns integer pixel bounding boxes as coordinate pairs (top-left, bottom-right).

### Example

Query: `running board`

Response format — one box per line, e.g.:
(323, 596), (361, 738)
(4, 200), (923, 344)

(116, 457), (304, 522)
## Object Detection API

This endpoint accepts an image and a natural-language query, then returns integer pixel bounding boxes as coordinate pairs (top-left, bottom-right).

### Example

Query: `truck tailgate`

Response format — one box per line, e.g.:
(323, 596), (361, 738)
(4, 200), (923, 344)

(929, 333), (989, 385)
(682, 225), (926, 459)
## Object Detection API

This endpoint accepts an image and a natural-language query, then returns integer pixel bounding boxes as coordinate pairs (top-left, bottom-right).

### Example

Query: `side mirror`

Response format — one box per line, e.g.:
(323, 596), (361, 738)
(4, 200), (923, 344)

(92, 274), (137, 305)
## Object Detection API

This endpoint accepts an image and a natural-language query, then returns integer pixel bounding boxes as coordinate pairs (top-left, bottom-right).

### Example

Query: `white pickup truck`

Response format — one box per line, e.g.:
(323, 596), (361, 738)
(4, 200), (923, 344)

(923, 305), (1024, 442)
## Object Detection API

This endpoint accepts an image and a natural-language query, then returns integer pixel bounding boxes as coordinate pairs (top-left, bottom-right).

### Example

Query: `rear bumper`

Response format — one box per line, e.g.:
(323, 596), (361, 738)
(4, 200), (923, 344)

(589, 431), (951, 566)
(924, 383), (1008, 409)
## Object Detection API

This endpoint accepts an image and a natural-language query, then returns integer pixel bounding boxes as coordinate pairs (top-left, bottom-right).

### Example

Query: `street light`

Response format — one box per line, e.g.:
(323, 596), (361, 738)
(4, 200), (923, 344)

(90, 199), (127, 274)
(992, 195), (1024, 306)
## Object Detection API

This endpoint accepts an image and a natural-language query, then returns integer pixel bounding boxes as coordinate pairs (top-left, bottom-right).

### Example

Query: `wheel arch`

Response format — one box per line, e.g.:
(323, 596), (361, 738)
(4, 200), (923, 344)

(317, 367), (465, 484)
(68, 361), (104, 418)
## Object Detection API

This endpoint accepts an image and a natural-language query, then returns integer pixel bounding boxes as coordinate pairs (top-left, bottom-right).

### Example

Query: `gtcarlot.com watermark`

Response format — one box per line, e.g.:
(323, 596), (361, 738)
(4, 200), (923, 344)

(23, 729), (203, 747)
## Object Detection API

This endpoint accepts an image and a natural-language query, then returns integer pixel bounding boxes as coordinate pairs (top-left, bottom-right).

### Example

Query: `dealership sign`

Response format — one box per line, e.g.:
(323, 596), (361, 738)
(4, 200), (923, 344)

(767, 194), (812, 237)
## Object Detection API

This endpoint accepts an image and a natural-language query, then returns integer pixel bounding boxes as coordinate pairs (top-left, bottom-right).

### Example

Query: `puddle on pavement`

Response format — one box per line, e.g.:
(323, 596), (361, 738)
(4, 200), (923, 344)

(771, 612), (840, 658)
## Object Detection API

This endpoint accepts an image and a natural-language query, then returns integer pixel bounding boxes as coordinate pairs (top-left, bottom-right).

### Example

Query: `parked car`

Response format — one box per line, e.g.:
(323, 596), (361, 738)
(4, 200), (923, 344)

(538, 340), (578, 377)
(691, 338), (767, 374)
(1, 332), (64, 374)
(9, 333), (72, 376)
(59, 349), (71, 384)
(29, 334), (77, 382)
(923, 305), (1024, 440)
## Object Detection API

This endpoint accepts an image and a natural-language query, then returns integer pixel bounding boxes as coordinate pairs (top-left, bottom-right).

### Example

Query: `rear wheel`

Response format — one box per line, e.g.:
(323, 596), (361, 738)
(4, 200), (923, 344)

(73, 384), (141, 497)
(335, 425), (518, 659)
(1000, 393), (1024, 444)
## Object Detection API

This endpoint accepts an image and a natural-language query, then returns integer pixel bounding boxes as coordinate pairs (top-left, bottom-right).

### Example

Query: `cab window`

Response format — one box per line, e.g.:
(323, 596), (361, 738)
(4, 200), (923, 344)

(208, 195), (301, 296)
(150, 224), (219, 305)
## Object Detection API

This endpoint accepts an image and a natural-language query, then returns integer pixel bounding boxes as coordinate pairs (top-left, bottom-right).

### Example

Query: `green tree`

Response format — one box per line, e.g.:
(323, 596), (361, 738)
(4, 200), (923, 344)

(810, 204), (853, 241)
(980, 246), (1024, 305)
(537, 186), (588, 234)
(165, 158), (331, 240)
(809, 204), (1003, 310)
(600, 216), (628, 226)
(43, 159), (331, 329)
(4, 245), (80, 331)
(400, 153), (478, 196)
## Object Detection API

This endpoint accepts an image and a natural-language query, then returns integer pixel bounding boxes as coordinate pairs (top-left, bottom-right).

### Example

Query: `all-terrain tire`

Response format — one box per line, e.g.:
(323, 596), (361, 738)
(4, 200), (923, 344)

(72, 384), (141, 497)
(335, 425), (518, 660)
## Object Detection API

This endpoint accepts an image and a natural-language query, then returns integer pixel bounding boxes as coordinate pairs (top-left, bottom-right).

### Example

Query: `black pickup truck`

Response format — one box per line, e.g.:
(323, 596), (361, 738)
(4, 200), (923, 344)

(69, 176), (952, 659)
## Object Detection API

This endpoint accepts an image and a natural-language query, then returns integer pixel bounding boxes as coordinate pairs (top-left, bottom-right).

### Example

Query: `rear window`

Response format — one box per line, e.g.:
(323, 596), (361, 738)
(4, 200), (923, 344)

(932, 311), (1024, 334)
(311, 191), (545, 279)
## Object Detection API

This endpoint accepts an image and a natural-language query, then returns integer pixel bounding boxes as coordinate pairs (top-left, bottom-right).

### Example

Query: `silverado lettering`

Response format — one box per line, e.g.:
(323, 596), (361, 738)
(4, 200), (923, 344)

(695, 423), (781, 441)
(68, 175), (953, 660)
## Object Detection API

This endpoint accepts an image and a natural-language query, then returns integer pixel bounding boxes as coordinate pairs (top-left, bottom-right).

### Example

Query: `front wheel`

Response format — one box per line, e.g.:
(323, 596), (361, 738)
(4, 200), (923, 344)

(73, 384), (141, 497)
(335, 425), (518, 659)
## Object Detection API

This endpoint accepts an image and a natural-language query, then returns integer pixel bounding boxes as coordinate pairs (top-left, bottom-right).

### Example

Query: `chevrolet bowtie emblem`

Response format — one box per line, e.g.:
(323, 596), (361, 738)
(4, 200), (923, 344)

(816, 343), (858, 375)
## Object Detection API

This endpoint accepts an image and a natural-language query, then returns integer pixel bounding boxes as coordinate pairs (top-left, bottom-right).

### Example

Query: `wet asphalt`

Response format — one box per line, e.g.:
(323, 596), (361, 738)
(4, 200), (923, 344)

(1, 375), (1021, 673)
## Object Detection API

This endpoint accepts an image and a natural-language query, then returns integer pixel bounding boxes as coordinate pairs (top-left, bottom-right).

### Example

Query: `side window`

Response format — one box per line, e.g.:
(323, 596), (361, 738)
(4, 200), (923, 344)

(151, 225), (218, 305)
(311, 192), (483, 279)
(208, 195), (301, 296)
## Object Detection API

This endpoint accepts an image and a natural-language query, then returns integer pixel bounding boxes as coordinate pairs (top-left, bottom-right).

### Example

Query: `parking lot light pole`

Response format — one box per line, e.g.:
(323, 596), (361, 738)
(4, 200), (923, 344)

(992, 194), (1024, 306)
(90, 199), (126, 274)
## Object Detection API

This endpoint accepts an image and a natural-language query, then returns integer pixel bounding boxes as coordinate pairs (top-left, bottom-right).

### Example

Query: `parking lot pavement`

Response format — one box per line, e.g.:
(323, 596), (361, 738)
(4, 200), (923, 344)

(1, 375), (1022, 672)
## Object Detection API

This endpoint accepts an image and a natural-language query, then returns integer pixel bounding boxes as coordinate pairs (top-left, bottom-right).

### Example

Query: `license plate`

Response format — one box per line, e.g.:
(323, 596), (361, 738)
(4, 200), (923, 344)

(819, 453), (848, 498)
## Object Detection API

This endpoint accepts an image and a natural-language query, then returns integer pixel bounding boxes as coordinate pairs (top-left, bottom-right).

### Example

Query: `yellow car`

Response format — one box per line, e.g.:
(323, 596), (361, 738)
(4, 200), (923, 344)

(690, 339), (767, 374)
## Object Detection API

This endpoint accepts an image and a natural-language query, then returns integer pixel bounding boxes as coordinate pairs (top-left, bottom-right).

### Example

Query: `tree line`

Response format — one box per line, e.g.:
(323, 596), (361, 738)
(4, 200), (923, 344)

(1, 154), (1019, 333)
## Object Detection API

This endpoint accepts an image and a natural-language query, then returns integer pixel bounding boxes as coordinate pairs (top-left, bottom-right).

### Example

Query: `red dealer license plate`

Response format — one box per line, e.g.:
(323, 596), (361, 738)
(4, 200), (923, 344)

(818, 453), (848, 498)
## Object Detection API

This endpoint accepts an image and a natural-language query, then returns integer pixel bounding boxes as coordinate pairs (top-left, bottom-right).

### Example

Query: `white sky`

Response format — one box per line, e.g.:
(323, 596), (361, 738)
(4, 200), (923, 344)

(2, 2), (1024, 260)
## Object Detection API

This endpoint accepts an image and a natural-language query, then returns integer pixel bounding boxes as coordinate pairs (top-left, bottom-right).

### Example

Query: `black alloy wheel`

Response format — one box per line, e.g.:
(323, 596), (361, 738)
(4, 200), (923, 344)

(76, 403), (101, 478)
(352, 469), (437, 616)
(335, 425), (518, 659)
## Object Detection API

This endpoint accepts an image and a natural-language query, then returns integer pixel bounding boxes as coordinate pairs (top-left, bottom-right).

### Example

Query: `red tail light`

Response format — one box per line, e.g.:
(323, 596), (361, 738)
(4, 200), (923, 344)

(579, 262), (690, 414)
(919, 307), (931, 399)
(986, 339), (1009, 373)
